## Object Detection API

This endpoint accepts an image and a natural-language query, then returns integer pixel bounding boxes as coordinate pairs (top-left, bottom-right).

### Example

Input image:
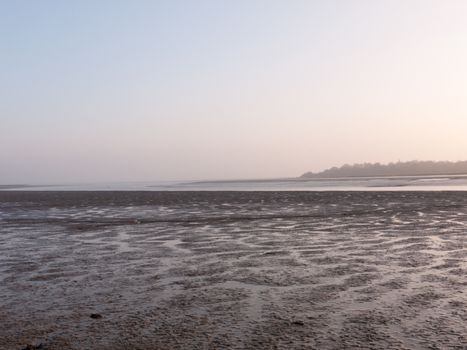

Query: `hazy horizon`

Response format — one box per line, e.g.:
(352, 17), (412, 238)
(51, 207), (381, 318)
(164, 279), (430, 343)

(5, 159), (467, 186)
(2, 1), (467, 183)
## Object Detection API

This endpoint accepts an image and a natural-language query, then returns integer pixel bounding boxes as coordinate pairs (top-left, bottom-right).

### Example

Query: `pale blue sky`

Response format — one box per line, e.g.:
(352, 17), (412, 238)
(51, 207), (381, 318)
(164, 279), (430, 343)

(2, 1), (467, 183)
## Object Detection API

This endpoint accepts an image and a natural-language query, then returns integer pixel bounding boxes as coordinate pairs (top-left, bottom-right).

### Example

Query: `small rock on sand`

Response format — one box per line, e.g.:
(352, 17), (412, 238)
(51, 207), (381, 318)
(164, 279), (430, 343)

(21, 344), (43, 350)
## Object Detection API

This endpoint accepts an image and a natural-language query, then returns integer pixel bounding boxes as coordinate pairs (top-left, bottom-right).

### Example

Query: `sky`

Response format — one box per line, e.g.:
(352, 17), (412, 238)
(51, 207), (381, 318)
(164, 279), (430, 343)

(1, 0), (467, 183)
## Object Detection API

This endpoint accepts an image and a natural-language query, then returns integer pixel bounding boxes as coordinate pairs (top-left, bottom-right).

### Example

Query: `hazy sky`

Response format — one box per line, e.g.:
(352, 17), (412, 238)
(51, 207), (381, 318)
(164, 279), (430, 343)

(2, 1), (467, 183)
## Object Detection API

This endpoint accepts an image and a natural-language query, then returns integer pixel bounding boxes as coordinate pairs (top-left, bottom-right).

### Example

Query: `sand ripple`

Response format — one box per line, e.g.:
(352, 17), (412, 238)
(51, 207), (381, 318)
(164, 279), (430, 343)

(0, 191), (466, 349)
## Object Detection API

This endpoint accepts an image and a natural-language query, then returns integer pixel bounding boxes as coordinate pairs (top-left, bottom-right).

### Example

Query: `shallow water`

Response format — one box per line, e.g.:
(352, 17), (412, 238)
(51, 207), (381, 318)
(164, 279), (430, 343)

(5, 174), (467, 191)
(1, 191), (466, 349)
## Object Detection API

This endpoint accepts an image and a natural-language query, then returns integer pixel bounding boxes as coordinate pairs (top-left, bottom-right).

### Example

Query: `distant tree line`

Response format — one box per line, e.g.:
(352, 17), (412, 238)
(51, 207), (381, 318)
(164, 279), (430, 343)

(301, 160), (467, 178)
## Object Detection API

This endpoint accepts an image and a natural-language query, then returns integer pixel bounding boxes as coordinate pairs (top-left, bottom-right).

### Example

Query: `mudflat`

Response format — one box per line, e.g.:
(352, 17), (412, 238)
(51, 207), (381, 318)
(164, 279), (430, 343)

(0, 191), (466, 349)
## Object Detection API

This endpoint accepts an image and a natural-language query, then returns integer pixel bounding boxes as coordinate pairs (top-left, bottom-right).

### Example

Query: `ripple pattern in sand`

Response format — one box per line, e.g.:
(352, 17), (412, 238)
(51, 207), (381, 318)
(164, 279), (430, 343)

(0, 191), (466, 349)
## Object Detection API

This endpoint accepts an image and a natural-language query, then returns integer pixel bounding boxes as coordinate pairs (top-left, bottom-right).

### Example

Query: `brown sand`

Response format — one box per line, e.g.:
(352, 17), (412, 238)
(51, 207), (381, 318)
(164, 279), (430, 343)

(0, 191), (466, 349)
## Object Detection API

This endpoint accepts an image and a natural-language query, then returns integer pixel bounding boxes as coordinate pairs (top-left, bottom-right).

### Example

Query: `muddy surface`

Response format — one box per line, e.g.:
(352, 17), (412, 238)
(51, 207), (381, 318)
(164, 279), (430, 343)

(0, 191), (466, 349)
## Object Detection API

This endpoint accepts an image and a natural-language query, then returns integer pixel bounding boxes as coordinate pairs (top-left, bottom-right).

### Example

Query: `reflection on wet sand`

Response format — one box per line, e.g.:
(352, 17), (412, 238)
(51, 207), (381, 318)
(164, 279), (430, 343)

(0, 191), (466, 349)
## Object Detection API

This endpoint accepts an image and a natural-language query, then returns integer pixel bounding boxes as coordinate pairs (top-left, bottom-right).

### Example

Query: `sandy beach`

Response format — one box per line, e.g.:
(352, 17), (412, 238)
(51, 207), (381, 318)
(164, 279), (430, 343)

(1, 191), (466, 349)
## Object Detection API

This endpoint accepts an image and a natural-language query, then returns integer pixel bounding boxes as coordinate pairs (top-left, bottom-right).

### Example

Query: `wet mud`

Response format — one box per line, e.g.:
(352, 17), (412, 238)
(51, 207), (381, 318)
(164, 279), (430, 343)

(0, 191), (466, 349)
